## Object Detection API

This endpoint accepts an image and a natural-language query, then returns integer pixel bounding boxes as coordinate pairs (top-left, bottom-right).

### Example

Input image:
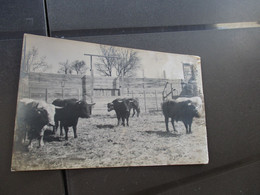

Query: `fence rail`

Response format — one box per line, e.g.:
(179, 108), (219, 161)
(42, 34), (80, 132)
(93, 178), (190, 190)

(28, 87), (81, 103)
(20, 72), (186, 114)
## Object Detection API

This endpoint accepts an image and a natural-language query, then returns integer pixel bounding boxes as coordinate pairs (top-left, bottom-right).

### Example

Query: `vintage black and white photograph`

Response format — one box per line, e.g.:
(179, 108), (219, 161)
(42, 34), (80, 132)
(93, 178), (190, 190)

(12, 34), (208, 171)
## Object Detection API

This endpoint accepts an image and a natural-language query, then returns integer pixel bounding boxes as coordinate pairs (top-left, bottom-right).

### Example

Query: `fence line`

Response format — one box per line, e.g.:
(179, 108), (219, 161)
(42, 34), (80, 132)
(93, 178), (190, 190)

(27, 85), (171, 114)
(24, 72), (184, 113)
(28, 87), (82, 103)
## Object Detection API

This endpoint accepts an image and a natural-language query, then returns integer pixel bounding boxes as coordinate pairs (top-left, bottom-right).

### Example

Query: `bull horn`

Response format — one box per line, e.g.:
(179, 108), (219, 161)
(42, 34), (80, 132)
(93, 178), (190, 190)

(76, 100), (82, 104)
(89, 103), (96, 106)
(196, 106), (201, 110)
(55, 106), (64, 109)
(117, 100), (123, 103)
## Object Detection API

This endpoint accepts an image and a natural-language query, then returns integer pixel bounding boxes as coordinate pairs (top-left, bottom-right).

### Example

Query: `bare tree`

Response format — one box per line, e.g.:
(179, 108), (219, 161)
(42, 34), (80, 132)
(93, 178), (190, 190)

(95, 45), (118, 76)
(95, 45), (140, 78)
(71, 60), (87, 75)
(58, 60), (72, 74)
(24, 46), (48, 72)
(115, 48), (140, 78)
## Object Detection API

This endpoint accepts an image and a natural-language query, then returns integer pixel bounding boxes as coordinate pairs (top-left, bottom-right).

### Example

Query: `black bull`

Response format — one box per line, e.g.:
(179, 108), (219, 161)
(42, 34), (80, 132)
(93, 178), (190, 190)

(52, 98), (95, 140)
(107, 98), (140, 126)
(162, 100), (200, 134)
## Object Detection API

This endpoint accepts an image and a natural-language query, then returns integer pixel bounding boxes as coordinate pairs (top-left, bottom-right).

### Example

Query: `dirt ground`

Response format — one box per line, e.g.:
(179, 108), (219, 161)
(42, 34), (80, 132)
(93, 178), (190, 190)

(11, 111), (209, 171)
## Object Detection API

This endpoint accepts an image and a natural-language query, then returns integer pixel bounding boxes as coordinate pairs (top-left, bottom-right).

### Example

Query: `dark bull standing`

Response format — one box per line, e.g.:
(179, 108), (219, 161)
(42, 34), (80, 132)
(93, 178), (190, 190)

(107, 98), (134, 126)
(162, 100), (200, 134)
(108, 98), (140, 116)
(52, 98), (95, 140)
(16, 99), (54, 148)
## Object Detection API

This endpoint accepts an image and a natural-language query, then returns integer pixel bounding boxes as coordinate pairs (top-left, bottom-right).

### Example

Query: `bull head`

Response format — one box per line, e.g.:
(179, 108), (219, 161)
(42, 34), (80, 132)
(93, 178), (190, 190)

(107, 103), (114, 112)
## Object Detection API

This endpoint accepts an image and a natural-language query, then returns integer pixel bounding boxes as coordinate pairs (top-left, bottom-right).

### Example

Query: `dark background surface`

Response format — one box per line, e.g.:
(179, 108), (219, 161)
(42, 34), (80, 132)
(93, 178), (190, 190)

(0, 0), (259, 194)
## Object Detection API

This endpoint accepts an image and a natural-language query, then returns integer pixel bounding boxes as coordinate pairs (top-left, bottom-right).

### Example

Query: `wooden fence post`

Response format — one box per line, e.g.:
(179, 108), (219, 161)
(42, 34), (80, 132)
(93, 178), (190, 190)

(81, 75), (87, 101)
(61, 87), (64, 99)
(142, 70), (147, 112)
(143, 89), (147, 113)
(155, 90), (158, 111)
(45, 88), (48, 102)
(78, 88), (80, 100)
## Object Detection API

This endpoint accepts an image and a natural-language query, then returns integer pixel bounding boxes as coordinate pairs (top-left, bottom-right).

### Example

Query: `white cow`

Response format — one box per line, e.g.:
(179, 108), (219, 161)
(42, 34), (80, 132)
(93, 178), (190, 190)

(20, 98), (55, 126)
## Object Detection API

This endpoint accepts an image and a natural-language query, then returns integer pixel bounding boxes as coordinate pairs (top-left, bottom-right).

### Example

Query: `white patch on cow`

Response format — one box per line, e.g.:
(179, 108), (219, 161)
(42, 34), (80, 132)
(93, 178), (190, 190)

(19, 98), (55, 126)
(54, 106), (64, 109)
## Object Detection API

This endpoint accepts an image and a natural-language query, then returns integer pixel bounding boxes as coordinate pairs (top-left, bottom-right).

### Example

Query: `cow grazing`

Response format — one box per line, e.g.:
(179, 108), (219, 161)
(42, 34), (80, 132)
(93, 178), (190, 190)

(107, 98), (131, 126)
(52, 98), (95, 140)
(162, 99), (200, 134)
(16, 98), (55, 148)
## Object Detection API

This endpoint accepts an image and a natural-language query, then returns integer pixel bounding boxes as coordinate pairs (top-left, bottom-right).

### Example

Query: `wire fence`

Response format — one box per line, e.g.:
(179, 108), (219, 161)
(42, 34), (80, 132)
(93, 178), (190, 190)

(19, 72), (184, 115)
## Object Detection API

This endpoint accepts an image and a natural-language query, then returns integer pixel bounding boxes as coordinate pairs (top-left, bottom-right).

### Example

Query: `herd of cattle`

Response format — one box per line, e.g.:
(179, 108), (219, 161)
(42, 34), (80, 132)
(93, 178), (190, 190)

(15, 96), (202, 149)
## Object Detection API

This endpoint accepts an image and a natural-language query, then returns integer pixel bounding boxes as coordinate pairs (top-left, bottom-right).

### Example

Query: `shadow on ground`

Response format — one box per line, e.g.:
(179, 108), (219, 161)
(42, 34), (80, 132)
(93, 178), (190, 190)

(145, 131), (181, 137)
(96, 124), (115, 129)
(43, 130), (63, 142)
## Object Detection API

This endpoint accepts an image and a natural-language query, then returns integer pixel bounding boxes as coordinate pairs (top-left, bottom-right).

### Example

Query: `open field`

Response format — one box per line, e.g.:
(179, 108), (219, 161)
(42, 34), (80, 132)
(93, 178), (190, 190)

(12, 111), (208, 171)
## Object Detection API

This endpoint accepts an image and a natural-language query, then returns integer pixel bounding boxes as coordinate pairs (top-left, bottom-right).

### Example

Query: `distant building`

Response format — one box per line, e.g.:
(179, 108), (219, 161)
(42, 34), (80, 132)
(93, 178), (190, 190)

(181, 63), (199, 97)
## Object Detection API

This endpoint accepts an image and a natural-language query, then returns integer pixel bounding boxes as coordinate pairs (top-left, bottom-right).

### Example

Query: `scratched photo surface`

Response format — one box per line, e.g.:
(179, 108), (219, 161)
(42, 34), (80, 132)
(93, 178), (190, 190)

(11, 34), (208, 171)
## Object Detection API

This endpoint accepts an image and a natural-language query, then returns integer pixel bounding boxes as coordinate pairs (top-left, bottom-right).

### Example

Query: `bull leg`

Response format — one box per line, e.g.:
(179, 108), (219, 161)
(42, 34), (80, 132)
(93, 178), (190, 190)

(38, 135), (44, 147)
(64, 126), (69, 140)
(126, 116), (129, 126)
(117, 116), (120, 126)
(185, 119), (193, 134)
(73, 125), (77, 138)
(39, 125), (49, 147)
(54, 114), (58, 134)
(132, 108), (135, 117)
(60, 124), (63, 136)
(27, 139), (33, 149)
(22, 125), (29, 144)
(27, 129), (33, 149)
(165, 116), (169, 132)
(122, 117), (125, 126)
(20, 130), (27, 144)
(52, 125), (55, 134)
(189, 118), (194, 134)
(188, 122), (192, 134)
(171, 118), (178, 132)
(184, 122), (189, 134)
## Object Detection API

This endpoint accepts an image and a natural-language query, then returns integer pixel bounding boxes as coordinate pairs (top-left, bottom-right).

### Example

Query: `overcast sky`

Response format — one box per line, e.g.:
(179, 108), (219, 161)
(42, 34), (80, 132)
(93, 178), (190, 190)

(23, 34), (200, 79)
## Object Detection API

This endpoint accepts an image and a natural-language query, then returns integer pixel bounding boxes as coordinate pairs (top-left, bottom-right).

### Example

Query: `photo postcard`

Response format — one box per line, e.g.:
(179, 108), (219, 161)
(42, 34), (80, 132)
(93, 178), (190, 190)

(11, 34), (208, 171)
